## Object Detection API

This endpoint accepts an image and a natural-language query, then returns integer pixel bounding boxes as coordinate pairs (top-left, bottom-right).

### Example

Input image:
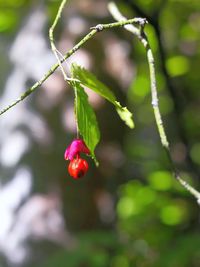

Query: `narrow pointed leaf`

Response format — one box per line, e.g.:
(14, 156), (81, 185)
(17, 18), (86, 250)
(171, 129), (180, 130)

(71, 63), (116, 104)
(71, 63), (134, 129)
(115, 101), (134, 129)
(72, 81), (100, 165)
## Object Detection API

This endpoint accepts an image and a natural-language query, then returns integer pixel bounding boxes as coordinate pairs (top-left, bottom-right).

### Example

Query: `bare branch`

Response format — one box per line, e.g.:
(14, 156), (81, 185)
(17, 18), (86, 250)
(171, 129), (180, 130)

(108, 1), (200, 203)
(0, 8), (146, 116)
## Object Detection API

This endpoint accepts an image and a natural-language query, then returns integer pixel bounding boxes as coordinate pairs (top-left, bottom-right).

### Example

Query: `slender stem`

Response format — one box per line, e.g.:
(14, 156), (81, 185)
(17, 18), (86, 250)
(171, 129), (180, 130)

(0, 15), (144, 116)
(49, 0), (69, 81)
(108, 2), (200, 202)
(123, 0), (200, 181)
(49, 0), (80, 137)
(74, 86), (79, 138)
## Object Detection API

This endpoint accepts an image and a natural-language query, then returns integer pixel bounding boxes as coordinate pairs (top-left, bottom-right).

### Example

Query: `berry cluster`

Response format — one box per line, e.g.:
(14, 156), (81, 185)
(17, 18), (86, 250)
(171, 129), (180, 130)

(64, 139), (90, 179)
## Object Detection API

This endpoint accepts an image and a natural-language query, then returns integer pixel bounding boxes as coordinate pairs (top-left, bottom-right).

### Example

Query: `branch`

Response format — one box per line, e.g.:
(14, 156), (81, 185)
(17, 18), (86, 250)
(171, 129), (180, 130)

(0, 14), (146, 116)
(123, 0), (155, 25)
(108, 2), (200, 204)
(123, 0), (200, 179)
(49, 0), (69, 81)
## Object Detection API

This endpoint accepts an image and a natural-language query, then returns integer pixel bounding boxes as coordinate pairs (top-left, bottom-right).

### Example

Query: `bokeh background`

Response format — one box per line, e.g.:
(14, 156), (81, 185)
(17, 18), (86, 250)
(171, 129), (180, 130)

(0, 0), (200, 266)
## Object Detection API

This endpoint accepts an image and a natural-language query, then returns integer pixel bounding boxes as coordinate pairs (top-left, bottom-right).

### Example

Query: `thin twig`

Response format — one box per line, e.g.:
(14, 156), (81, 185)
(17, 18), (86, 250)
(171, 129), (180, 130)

(0, 15), (144, 116)
(55, 48), (80, 83)
(49, 0), (69, 81)
(108, 2), (200, 203)
(123, 0), (200, 180)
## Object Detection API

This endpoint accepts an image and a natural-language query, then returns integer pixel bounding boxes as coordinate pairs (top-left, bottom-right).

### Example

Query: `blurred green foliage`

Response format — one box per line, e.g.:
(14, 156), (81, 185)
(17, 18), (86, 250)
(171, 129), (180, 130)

(0, 0), (30, 33)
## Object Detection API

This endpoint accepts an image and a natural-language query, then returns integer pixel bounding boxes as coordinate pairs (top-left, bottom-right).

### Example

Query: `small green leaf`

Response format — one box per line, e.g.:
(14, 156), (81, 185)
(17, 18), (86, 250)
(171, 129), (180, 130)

(71, 63), (134, 129)
(115, 101), (134, 129)
(72, 81), (100, 165)
(71, 63), (116, 104)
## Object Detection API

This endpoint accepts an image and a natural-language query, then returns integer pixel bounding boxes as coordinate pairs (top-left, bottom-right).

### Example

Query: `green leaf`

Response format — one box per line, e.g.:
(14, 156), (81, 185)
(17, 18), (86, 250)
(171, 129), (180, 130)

(115, 101), (134, 129)
(71, 63), (134, 129)
(71, 63), (116, 104)
(72, 81), (100, 165)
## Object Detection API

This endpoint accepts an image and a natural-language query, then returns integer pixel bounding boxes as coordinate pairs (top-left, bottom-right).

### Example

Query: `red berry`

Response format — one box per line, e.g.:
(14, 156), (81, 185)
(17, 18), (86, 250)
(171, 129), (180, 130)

(68, 158), (89, 179)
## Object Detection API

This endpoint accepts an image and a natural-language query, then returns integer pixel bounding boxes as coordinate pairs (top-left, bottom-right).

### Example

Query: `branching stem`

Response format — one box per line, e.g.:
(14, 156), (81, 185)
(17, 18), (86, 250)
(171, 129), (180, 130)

(108, 2), (200, 203)
(0, 9), (144, 116)
(49, 0), (69, 81)
(1, 0), (200, 203)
